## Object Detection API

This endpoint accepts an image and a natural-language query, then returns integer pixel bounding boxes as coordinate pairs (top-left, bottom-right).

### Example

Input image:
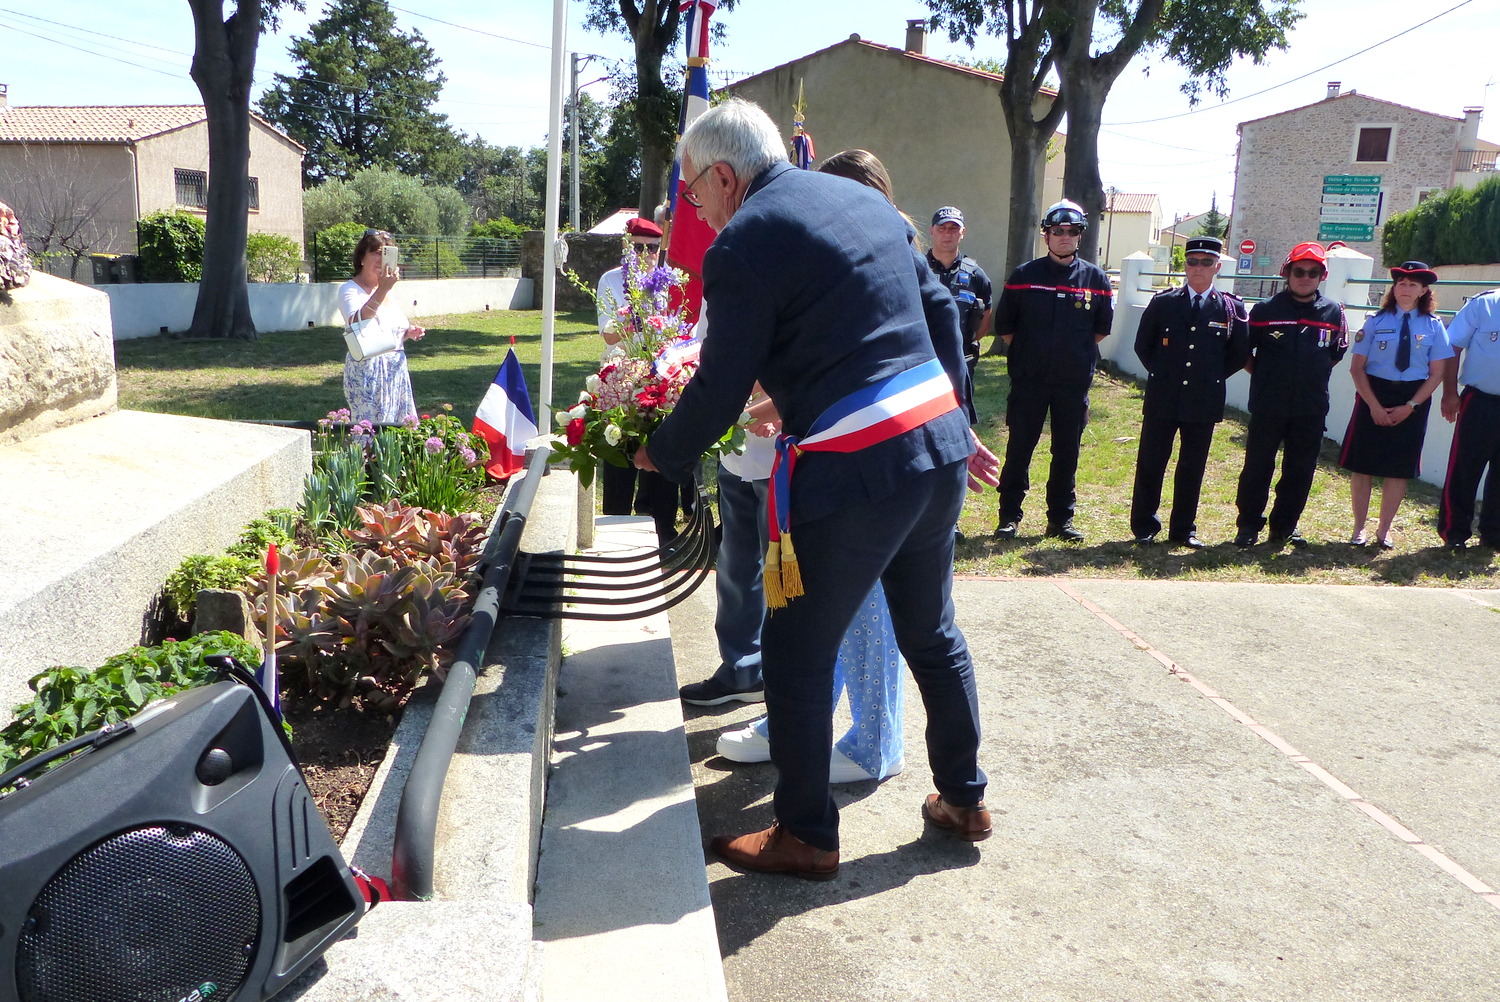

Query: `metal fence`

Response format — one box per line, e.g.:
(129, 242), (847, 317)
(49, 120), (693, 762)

(309, 232), (523, 283)
(1138, 269), (1497, 317)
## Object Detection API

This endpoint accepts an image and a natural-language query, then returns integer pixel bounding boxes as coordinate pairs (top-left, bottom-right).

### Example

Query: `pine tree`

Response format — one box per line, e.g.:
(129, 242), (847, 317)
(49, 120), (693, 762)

(1196, 192), (1229, 239)
(257, 0), (463, 186)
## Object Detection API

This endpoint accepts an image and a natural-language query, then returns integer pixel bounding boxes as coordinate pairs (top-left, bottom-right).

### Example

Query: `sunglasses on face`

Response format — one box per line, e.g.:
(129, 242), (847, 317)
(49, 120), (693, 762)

(632, 242), (660, 253)
(1289, 266), (1322, 279)
(1185, 257), (1217, 267)
(1048, 226), (1082, 237)
(680, 163), (715, 209)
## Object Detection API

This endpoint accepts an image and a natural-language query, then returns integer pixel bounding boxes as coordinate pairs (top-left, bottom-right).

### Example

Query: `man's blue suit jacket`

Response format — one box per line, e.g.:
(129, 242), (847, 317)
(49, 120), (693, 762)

(647, 161), (973, 525)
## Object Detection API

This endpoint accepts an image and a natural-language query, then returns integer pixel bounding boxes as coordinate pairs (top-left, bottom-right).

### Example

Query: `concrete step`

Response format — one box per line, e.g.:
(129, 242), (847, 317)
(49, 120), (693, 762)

(532, 516), (728, 1002)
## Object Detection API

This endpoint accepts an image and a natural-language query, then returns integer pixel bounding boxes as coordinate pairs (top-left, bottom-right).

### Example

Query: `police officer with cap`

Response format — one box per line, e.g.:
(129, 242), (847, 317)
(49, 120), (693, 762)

(1233, 240), (1348, 548)
(928, 206), (994, 383)
(1130, 235), (1249, 547)
(992, 199), (1114, 542)
(1438, 285), (1500, 549)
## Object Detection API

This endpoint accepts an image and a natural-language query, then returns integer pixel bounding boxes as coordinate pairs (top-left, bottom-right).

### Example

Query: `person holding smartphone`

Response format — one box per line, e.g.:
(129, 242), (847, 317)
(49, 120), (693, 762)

(339, 228), (426, 424)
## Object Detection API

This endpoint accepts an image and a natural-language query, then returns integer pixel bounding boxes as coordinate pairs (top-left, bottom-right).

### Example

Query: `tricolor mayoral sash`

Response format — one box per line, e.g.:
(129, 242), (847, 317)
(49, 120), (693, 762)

(764, 357), (961, 608)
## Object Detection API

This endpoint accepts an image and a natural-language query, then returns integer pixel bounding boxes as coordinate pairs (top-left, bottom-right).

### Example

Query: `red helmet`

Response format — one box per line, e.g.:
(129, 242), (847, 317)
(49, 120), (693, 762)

(1281, 241), (1327, 277)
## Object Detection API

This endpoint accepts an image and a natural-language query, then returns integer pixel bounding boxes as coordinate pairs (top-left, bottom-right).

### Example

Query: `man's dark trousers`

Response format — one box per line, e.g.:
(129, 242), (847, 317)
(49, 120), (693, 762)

(1235, 411), (1325, 537)
(1130, 418), (1215, 539)
(1440, 388), (1500, 544)
(997, 381), (1090, 526)
(708, 464), (768, 690)
(762, 460), (986, 851)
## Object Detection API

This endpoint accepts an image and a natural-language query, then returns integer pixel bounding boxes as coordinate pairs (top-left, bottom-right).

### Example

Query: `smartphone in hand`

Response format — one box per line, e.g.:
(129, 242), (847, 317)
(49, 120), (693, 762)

(380, 245), (399, 271)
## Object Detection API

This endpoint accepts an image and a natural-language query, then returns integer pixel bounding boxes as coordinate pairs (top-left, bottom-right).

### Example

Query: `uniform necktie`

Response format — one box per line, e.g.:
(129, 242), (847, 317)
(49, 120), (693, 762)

(1396, 313), (1412, 372)
(1191, 293), (1204, 319)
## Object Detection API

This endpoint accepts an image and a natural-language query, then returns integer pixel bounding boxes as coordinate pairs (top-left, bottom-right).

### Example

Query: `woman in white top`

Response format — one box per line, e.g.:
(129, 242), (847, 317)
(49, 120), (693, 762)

(338, 229), (426, 424)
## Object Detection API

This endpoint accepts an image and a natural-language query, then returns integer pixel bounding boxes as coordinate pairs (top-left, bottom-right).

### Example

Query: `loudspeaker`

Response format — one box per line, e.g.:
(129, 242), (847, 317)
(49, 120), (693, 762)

(0, 680), (364, 1002)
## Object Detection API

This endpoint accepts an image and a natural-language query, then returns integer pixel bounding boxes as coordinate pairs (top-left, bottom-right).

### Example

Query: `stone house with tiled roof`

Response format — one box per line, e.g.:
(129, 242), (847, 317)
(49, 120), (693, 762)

(1229, 83), (1498, 272)
(723, 21), (1064, 277)
(0, 86), (305, 280)
(1095, 192), (1163, 272)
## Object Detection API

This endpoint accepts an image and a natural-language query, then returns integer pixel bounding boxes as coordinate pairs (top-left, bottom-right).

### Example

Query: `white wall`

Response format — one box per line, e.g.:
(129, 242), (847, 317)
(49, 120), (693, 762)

(1106, 248), (1458, 489)
(102, 277), (535, 339)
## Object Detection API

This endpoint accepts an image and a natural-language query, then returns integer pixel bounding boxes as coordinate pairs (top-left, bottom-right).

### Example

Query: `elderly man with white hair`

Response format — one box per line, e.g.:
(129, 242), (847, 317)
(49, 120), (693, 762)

(635, 98), (998, 879)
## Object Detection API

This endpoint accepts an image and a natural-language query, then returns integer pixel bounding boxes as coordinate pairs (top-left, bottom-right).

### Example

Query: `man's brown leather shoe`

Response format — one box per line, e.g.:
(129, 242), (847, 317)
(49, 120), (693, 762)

(710, 822), (840, 880)
(923, 794), (993, 842)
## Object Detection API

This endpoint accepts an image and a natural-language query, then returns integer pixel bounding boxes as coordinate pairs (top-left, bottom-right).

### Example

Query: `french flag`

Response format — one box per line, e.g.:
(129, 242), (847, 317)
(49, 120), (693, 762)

(473, 349), (538, 480)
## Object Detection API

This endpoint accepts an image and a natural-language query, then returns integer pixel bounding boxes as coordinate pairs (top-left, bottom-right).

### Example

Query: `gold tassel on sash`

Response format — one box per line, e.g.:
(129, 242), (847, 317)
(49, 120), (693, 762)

(763, 538), (786, 609)
(779, 532), (804, 602)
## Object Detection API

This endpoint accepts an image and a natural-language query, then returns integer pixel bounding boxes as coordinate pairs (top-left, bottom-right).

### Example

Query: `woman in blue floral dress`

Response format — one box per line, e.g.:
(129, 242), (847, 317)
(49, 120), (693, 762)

(338, 229), (425, 424)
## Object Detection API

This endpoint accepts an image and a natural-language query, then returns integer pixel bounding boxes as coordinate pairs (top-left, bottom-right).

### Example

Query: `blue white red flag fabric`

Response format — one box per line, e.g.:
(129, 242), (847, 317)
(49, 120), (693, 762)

(762, 359), (961, 608)
(664, 0), (719, 323)
(473, 348), (538, 480)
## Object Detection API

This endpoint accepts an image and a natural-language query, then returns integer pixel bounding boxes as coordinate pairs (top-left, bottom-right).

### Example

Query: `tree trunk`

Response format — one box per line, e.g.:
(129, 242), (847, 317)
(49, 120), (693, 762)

(186, 0), (260, 340)
(996, 5), (1066, 277)
(633, 42), (669, 215)
(1060, 70), (1108, 264)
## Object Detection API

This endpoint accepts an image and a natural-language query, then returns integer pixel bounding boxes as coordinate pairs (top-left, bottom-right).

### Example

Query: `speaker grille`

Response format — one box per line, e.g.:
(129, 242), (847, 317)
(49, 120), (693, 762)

(16, 824), (261, 1002)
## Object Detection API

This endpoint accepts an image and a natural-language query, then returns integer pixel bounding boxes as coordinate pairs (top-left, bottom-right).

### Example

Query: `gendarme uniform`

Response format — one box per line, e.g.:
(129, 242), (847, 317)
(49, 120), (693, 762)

(1234, 288), (1348, 539)
(1439, 289), (1500, 546)
(993, 253), (1114, 528)
(1337, 305), (1451, 480)
(1130, 278), (1250, 541)
(927, 249), (993, 373)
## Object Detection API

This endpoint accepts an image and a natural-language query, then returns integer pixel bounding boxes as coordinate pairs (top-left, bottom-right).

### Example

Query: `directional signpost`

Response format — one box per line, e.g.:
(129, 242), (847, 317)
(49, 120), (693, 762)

(1319, 174), (1381, 243)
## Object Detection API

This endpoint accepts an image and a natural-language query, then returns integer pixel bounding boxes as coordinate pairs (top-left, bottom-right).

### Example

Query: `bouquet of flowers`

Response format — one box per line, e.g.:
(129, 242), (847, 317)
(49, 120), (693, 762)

(550, 240), (742, 486)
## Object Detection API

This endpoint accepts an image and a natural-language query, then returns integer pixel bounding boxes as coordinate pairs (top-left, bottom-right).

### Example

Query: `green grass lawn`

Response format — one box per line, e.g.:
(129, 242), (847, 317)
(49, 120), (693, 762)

(114, 310), (1500, 588)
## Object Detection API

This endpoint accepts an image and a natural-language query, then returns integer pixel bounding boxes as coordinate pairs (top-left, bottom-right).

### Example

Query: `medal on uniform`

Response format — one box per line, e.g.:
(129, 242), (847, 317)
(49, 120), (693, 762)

(1490, 331), (1498, 341)
(1378, 340), (1387, 350)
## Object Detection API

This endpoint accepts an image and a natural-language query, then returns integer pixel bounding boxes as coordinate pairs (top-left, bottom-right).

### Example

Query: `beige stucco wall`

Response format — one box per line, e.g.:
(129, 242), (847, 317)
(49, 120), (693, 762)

(1229, 94), (1461, 271)
(0, 142), (139, 267)
(135, 119), (305, 252)
(1096, 210), (1160, 272)
(727, 41), (1054, 280)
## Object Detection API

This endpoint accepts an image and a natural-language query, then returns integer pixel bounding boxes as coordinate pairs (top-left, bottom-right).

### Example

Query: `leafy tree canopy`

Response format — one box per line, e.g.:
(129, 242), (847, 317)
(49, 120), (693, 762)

(257, 0), (464, 186)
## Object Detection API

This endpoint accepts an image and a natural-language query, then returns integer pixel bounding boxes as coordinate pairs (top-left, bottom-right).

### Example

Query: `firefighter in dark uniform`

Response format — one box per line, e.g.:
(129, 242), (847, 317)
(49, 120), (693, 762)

(1130, 236), (1250, 547)
(1233, 241), (1349, 548)
(993, 199), (1114, 541)
(927, 206), (994, 385)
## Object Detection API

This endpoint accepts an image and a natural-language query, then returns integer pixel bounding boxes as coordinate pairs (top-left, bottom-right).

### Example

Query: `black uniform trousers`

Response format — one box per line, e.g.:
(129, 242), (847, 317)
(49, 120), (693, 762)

(1439, 387), (1500, 545)
(997, 380), (1090, 527)
(601, 464), (686, 545)
(1235, 410), (1325, 537)
(1130, 417), (1216, 539)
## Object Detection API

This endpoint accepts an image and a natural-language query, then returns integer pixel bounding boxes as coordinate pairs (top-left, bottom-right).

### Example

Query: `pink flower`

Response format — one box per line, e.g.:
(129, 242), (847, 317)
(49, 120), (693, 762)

(424, 436), (445, 454)
(458, 445), (477, 466)
(402, 414), (420, 429)
(646, 315), (668, 331)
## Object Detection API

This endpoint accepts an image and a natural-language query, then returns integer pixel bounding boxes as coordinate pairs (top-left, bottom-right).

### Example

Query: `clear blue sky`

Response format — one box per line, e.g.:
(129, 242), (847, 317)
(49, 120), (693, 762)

(2, 0), (1496, 220)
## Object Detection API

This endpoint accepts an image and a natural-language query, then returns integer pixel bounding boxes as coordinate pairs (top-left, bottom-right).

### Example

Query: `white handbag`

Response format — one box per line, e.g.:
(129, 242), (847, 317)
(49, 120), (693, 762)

(343, 314), (403, 361)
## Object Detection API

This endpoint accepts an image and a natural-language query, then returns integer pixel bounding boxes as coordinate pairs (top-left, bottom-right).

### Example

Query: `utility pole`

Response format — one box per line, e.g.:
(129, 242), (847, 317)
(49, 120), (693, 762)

(569, 52), (582, 231)
(1104, 186), (1118, 271)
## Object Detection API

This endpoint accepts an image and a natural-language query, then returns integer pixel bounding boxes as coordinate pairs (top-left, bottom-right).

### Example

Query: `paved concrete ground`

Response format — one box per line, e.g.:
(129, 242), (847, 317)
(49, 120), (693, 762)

(669, 575), (1500, 1001)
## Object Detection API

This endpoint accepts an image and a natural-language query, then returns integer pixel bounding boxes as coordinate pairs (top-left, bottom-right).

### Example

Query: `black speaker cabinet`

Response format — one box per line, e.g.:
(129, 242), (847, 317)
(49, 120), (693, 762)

(0, 680), (364, 1002)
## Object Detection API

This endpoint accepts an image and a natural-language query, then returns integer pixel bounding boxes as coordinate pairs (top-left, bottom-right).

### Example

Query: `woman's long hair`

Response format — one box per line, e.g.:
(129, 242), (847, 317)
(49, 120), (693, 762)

(817, 149), (922, 249)
(1379, 283), (1437, 316)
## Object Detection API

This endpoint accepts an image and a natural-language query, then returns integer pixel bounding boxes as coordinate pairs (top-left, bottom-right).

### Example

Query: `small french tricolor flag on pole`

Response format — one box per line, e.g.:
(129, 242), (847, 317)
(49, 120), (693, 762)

(473, 348), (538, 480)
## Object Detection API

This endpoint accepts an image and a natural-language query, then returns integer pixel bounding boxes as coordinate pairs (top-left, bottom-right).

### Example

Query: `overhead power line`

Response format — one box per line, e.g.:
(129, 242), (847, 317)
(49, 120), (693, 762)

(1104, 0), (1475, 127)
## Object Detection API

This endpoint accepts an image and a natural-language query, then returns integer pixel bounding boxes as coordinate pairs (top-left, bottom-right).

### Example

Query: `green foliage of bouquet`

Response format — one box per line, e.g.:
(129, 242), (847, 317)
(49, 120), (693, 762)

(549, 240), (742, 486)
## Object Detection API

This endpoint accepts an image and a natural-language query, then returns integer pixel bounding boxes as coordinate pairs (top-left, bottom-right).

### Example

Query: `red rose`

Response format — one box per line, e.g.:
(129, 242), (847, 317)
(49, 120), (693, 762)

(566, 417), (586, 445)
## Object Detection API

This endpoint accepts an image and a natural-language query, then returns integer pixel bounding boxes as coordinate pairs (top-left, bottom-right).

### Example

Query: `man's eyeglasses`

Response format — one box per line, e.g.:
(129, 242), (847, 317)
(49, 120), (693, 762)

(1048, 226), (1083, 237)
(680, 163), (715, 208)
(1288, 265), (1322, 279)
(1185, 257), (1217, 268)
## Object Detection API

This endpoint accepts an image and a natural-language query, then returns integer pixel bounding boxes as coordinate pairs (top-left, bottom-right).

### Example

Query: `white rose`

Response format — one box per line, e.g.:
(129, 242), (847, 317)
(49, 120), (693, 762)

(554, 410), (571, 426)
(578, 389), (592, 404)
(604, 424), (622, 446)
(566, 404), (588, 421)
(585, 374), (602, 393)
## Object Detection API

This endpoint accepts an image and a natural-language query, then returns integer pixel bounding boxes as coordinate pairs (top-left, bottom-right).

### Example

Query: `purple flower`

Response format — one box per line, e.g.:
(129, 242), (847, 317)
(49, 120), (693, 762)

(640, 267), (675, 297)
(425, 436), (445, 455)
(458, 445), (477, 467)
(357, 419), (375, 433)
(402, 414), (420, 429)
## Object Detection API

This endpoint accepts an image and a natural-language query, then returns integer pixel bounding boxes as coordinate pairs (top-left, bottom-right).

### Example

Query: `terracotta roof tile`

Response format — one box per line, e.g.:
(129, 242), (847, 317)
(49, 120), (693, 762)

(1102, 193), (1159, 214)
(0, 105), (297, 148)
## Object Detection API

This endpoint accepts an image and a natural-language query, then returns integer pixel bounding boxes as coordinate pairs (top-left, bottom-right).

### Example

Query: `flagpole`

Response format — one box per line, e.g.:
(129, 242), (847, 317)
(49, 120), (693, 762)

(539, 0), (568, 428)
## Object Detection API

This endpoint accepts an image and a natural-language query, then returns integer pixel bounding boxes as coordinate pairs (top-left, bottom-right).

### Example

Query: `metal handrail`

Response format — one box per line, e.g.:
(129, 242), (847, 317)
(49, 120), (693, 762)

(390, 446), (550, 901)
